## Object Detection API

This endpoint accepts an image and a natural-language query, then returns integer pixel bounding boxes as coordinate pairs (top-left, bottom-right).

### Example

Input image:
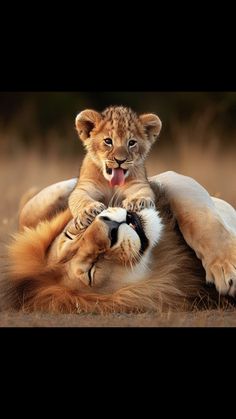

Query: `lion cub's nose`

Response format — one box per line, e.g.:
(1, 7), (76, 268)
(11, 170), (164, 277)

(100, 216), (121, 247)
(114, 158), (127, 166)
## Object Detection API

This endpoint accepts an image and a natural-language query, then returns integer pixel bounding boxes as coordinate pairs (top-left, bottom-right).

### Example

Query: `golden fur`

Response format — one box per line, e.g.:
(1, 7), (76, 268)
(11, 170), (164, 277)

(6, 182), (232, 314)
(69, 106), (162, 228)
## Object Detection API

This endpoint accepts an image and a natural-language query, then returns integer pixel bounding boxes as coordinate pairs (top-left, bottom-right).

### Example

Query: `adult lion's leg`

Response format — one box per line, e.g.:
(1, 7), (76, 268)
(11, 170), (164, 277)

(19, 178), (77, 230)
(212, 197), (236, 232)
(151, 171), (236, 296)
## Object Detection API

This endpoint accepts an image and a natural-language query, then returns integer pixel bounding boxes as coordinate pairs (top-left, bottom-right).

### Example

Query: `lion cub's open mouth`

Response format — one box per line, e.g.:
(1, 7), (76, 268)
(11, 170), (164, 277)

(105, 165), (128, 187)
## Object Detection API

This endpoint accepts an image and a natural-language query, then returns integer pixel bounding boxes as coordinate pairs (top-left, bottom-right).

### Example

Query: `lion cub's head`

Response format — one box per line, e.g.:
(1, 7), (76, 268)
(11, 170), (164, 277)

(75, 106), (162, 186)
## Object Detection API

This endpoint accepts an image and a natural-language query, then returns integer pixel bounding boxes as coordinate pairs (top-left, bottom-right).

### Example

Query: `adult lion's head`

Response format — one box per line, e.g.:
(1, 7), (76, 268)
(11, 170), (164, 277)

(7, 205), (166, 313)
(49, 207), (163, 293)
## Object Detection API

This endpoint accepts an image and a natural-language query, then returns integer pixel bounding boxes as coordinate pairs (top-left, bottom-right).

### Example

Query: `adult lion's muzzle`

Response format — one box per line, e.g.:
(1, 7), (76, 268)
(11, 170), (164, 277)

(99, 216), (122, 247)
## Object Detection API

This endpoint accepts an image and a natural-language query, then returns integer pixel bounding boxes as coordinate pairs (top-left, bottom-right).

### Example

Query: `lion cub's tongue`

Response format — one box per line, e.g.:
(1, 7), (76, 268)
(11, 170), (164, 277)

(110, 168), (125, 187)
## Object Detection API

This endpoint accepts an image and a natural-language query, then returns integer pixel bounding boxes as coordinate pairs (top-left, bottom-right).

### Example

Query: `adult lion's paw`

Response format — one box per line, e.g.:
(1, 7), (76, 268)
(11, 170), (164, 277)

(75, 202), (106, 229)
(122, 197), (155, 212)
(203, 237), (236, 297)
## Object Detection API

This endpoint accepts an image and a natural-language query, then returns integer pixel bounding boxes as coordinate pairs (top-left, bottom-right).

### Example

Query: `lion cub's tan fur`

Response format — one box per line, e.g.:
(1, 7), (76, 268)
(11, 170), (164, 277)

(69, 106), (161, 227)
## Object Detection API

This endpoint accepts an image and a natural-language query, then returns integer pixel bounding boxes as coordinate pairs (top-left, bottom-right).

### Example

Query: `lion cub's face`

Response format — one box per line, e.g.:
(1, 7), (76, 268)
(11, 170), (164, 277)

(50, 208), (163, 294)
(75, 106), (162, 186)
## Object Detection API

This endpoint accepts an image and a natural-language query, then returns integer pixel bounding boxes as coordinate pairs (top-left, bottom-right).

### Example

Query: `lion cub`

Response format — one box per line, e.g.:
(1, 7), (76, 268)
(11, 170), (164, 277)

(69, 106), (162, 228)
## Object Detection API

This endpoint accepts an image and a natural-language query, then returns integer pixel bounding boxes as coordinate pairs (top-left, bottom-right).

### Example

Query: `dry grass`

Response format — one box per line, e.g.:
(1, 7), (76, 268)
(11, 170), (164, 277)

(1, 310), (236, 327)
(0, 116), (236, 326)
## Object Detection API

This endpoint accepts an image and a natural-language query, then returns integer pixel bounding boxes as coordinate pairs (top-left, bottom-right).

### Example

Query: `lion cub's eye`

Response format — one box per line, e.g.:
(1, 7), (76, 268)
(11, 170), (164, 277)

(104, 138), (113, 146)
(128, 139), (137, 148)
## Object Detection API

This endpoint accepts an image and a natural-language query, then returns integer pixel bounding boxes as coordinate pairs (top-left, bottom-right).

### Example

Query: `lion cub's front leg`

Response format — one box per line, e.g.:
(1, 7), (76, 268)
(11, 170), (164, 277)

(122, 182), (156, 212)
(75, 201), (106, 229)
(69, 184), (106, 229)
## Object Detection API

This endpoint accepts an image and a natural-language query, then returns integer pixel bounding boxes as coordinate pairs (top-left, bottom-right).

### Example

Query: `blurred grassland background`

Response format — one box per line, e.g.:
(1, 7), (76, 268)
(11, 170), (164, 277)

(0, 92), (236, 228)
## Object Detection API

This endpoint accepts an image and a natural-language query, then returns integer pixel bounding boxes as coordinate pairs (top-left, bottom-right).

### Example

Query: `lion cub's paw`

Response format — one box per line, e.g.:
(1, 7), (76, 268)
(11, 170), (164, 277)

(204, 237), (236, 297)
(122, 197), (155, 212)
(75, 202), (106, 229)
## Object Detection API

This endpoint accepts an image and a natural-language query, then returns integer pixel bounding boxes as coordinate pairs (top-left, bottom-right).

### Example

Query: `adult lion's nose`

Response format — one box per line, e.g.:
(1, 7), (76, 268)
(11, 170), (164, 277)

(100, 216), (121, 246)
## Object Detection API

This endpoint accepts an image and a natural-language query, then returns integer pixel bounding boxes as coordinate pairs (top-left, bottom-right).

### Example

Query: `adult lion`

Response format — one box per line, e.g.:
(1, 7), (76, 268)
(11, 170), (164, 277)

(6, 171), (236, 313)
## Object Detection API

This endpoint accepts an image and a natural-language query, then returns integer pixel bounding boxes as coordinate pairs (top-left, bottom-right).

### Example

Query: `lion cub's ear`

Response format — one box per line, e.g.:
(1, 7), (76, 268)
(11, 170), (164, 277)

(139, 113), (162, 144)
(75, 109), (102, 141)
